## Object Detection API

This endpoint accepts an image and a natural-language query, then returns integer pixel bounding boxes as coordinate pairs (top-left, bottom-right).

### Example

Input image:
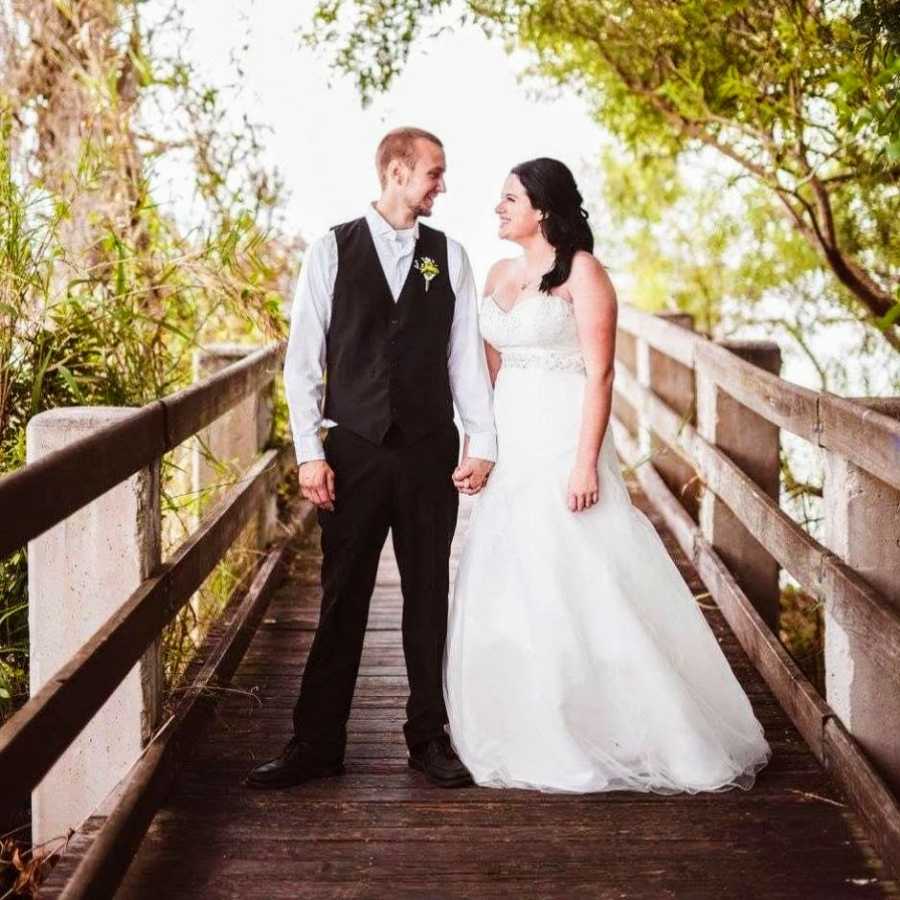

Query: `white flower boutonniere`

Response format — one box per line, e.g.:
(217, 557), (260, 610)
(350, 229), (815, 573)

(414, 256), (440, 293)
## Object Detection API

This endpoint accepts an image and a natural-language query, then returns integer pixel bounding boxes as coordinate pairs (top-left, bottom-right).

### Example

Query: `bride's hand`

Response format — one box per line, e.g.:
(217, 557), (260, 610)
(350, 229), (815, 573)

(567, 465), (599, 513)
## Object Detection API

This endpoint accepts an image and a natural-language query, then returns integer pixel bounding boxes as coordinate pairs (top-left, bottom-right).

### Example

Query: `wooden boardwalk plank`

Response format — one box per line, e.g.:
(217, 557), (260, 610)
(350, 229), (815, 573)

(108, 478), (897, 899)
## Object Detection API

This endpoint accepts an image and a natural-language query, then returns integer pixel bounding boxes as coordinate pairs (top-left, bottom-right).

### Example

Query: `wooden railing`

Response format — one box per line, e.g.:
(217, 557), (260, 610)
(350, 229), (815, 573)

(0, 341), (307, 898)
(2, 314), (899, 891)
(611, 307), (900, 880)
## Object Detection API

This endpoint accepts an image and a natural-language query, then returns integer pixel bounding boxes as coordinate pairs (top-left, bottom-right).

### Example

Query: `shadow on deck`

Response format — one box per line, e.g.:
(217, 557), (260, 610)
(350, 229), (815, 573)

(59, 479), (899, 898)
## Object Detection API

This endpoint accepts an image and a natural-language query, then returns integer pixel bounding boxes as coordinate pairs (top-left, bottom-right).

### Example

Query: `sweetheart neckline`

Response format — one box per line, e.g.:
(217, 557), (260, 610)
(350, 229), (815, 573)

(485, 292), (574, 315)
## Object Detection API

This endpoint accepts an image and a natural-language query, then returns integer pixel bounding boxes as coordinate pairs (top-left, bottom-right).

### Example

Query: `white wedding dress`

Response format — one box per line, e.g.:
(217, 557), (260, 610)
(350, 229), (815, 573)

(443, 292), (772, 794)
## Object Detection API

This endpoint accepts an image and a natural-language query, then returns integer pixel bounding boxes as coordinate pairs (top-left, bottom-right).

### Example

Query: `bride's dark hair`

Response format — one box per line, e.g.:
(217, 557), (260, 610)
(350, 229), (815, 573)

(510, 157), (594, 293)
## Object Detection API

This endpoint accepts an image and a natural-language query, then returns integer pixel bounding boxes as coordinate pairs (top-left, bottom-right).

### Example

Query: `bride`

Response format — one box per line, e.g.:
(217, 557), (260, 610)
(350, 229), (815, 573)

(444, 157), (772, 794)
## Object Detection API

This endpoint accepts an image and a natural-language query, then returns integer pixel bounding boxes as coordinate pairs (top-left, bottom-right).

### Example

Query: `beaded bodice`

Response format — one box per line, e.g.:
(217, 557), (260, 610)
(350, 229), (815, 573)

(479, 293), (585, 374)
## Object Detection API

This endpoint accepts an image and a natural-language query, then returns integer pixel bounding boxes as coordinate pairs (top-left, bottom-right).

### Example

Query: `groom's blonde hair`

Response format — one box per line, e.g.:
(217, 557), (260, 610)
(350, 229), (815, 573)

(376, 127), (444, 189)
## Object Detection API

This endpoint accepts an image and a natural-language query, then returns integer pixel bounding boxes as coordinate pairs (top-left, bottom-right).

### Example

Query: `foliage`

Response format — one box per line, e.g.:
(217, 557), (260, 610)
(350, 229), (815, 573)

(0, 833), (60, 897)
(780, 583), (825, 694)
(594, 142), (900, 395)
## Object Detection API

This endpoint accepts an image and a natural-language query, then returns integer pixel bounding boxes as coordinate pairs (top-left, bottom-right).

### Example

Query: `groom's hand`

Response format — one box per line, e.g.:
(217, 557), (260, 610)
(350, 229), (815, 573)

(298, 460), (336, 511)
(452, 457), (494, 495)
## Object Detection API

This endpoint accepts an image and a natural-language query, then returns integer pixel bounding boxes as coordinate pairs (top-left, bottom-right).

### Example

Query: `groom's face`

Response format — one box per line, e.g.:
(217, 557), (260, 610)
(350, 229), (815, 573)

(392, 139), (446, 217)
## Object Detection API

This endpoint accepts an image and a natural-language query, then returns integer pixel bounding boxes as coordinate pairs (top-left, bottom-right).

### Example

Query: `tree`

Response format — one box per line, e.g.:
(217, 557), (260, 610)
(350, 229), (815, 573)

(304, 0), (900, 349)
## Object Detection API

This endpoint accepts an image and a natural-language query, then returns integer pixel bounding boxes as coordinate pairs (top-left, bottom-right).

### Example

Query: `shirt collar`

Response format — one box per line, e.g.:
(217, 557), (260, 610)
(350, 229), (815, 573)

(365, 202), (419, 243)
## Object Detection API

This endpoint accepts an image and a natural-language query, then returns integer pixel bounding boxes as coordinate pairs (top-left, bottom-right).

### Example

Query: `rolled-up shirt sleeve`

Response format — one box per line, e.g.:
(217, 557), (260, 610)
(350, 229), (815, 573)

(447, 242), (498, 461)
(283, 233), (336, 465)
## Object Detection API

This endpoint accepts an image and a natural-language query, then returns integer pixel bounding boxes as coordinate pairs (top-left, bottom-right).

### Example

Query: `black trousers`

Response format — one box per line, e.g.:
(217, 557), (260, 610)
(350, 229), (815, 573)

(292, 421), (460, 757)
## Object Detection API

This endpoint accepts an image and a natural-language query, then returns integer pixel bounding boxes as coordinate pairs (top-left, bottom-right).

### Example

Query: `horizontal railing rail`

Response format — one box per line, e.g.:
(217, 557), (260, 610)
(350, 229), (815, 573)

(0, 443), (293, 800)
(613, 364), (900, 677)
(0, 342), (285, 560)
(49, 499), (317, 900)
(616, 306), (900, 491)
(0, 336), (302, 900)
(0, 341), (289, 812)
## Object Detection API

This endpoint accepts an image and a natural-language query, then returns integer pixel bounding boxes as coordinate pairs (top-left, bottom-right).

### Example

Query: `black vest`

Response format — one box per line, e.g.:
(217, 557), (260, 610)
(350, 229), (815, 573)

(323, 217), (456, 446)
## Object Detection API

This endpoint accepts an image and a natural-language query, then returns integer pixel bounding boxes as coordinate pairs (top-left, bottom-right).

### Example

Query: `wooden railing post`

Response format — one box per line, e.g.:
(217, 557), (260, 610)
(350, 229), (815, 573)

(25, 408), (163, 846)
(193, 344), (276, 547)
(636, 312), (700, 519)
(823, 398), (900, 792)
(612, 325), (640, 439)
(696, 340), (783, 630)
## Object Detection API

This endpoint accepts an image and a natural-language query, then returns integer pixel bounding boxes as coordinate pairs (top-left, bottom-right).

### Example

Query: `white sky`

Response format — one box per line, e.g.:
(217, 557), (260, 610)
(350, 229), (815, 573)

(159, 0), (609, 287)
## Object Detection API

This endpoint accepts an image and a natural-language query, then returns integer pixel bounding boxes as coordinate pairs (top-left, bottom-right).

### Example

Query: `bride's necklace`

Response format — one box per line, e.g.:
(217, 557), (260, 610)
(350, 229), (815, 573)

(519, 256), (555, 291)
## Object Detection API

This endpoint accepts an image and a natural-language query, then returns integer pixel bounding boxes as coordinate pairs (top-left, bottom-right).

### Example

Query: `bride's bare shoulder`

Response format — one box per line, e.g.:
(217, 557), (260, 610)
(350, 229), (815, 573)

(570, 250), (607, 277)
(569, 251), (615, 298)
(483, 257), (519, 296)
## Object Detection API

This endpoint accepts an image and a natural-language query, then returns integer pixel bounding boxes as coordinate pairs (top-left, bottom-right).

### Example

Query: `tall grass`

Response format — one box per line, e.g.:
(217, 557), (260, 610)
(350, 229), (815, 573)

(0, 104), (296, 722)
(0, 126), (63, 716)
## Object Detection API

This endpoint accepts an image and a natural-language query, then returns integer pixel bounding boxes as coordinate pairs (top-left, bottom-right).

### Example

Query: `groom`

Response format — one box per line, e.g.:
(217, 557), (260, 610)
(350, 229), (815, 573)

(246, 127), (496, 790)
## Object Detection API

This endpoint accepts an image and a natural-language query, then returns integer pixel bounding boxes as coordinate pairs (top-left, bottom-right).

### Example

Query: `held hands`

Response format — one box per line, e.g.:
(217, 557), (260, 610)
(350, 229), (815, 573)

(452, 457), (494, 495)
(298, 460), (336, 511)
(567, 464), (600, 513)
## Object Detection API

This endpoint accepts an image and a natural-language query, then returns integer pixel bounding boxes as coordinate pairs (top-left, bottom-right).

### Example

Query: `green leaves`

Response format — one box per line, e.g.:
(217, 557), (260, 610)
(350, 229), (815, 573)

(55, 364), (84, 403)
(876, 299), (900, 332)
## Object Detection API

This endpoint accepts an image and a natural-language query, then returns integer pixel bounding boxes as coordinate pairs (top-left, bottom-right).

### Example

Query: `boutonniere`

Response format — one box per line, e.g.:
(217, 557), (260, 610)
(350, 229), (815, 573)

(414, 256), (440, 293)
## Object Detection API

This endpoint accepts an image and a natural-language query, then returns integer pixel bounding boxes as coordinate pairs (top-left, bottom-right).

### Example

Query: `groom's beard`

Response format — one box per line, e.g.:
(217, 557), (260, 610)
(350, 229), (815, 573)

(411, 193), (436, 218)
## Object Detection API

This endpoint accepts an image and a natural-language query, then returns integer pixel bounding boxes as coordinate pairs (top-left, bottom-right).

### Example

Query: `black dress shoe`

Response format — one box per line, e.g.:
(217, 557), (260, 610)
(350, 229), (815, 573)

(244, 737), (344, 790)
(408, 735), (473, 788)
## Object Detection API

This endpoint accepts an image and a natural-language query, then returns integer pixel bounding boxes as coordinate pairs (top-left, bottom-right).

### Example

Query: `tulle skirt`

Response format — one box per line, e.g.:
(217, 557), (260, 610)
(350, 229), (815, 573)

(443, 364), (772, 794)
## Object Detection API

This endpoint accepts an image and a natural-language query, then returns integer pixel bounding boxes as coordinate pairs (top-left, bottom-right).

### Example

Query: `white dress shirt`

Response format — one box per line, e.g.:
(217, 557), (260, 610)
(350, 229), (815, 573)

(284, 203), (498, 464)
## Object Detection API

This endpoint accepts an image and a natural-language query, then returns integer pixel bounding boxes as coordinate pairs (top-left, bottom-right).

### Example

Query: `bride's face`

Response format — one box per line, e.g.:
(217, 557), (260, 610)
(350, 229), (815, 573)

(495, 174), (543, 242)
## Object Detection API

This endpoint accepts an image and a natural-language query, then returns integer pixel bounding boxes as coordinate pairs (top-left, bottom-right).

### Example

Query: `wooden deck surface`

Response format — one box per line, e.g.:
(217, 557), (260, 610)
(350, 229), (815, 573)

(108, 478), (897, 899)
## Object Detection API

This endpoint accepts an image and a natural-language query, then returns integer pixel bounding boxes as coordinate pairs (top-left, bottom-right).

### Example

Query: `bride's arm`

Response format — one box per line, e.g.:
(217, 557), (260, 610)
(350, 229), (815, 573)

(482, 260), (507, 387)
(484, 341), (502, 387)
(568, 252), (618, 511)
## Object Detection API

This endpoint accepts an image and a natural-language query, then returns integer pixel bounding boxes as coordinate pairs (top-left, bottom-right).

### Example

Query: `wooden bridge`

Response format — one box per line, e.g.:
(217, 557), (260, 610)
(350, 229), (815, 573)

(1, 308), (899, 897)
